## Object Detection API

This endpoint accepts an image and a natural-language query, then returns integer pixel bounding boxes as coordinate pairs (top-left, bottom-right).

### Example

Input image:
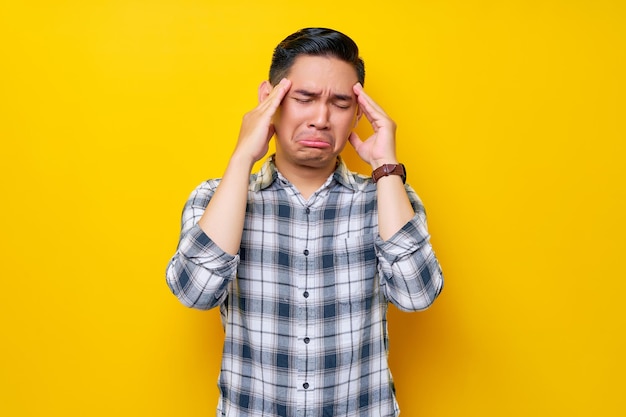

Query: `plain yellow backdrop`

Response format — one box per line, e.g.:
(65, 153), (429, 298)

(1, 0), (624, 416)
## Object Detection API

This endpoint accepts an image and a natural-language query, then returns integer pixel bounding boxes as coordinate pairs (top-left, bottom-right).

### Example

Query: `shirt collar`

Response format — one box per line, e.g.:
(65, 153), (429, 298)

(250, 154), (361, 192)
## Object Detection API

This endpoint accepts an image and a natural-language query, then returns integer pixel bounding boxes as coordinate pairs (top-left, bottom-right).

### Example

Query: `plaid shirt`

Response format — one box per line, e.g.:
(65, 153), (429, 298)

(166, 156), (443, 417)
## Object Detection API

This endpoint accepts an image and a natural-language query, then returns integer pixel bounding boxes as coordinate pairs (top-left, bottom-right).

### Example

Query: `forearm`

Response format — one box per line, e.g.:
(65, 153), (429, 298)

(375, 170), (415, 241)
(197, 153), (254, 255)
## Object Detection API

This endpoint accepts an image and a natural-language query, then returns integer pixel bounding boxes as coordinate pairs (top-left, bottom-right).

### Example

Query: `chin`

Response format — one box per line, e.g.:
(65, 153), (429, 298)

(293, 151), (337, 168)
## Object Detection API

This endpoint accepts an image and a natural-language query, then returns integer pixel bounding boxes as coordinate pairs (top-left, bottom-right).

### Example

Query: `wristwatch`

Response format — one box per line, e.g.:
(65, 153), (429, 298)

(371, 163), (406, 184)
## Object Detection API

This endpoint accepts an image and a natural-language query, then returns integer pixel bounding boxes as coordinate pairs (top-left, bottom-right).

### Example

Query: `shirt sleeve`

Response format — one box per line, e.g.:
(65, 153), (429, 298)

(165, 180), (239, 310)
(375, 185), (444, 311)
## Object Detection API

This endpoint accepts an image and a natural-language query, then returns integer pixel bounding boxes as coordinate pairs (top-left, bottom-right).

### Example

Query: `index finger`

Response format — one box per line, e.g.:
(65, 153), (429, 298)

(261, 78), (292, 113)
(353, 82), (389, 120)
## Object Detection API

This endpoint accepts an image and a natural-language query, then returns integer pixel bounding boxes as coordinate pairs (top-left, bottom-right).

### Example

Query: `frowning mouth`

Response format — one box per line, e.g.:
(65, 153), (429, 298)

(298, 139), (332, 148)
(296, 133), (333, 149)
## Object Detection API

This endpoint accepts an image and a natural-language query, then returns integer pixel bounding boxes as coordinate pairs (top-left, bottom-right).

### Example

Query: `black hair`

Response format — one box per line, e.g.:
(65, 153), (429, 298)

(269, 27), (365, 86)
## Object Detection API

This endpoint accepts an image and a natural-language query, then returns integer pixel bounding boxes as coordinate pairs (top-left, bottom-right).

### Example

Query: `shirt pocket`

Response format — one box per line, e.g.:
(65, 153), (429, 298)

(331, 234), (378, 304)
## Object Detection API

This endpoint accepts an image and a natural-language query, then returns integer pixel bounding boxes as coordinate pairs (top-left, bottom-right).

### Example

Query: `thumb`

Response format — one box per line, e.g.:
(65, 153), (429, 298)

(348, 131), (363, 150)
(348, 131), (371, 164)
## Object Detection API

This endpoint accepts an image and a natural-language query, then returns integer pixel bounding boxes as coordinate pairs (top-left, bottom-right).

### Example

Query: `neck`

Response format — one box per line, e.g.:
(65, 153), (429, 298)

(274, 155), (338, 200)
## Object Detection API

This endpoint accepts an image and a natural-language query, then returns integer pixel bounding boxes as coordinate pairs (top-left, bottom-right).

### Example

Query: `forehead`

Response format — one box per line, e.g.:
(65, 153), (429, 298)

(286, 55), (359, 91)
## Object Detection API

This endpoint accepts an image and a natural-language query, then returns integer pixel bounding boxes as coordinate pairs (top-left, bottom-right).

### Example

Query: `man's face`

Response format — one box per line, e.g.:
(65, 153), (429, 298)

(272, 55), (360, 170)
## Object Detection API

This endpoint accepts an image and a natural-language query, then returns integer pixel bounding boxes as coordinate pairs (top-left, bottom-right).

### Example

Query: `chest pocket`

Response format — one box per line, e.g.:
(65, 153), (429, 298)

(330, 234), (378, 305)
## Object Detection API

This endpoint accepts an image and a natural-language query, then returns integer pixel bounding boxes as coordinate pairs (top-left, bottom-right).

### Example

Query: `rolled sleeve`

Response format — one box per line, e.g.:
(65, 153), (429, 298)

(166, 224), (239, 310)
(376, 213), (444, 311)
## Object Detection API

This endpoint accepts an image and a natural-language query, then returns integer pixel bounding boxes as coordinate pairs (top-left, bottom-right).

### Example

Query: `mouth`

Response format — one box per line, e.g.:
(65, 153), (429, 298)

(298, 139), (331, 148)
(296, 133), (333, 149)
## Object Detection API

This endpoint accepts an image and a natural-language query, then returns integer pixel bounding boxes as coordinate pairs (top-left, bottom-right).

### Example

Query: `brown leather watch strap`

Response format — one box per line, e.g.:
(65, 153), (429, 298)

(371, 163), (406, 184)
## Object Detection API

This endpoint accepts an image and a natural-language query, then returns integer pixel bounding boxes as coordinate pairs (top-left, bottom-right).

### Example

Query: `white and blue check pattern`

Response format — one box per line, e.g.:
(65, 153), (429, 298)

(166, 156), (443, 417)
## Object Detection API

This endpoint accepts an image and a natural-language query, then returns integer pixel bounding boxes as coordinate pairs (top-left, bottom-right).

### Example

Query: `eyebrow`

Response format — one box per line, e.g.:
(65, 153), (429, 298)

(293, 89), (353, 102)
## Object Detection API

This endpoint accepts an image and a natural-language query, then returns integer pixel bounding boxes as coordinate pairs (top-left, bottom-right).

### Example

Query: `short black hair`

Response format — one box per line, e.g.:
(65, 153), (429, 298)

(269, 27), (365, 86)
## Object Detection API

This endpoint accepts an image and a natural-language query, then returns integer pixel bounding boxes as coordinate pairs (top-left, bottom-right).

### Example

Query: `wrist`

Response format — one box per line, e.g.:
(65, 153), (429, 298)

(229, 151), (257, 173)
(370, 158), (399, 171)
(371, 163), (406, 184)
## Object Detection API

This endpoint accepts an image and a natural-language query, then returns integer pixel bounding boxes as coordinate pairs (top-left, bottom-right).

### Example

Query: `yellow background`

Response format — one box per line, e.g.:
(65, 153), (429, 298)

(1, 0), (624, 415)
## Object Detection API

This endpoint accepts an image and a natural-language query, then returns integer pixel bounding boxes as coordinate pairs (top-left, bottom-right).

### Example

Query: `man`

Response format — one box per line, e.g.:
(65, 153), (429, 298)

(166, 27), (443, 417)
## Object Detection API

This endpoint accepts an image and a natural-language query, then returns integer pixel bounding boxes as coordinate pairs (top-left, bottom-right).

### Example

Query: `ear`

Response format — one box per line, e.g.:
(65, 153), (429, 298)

(258, 80), (272, 103)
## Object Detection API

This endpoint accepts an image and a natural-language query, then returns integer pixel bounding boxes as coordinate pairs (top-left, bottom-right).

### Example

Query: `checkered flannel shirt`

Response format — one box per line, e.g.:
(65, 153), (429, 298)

(166, 156), (444, 417)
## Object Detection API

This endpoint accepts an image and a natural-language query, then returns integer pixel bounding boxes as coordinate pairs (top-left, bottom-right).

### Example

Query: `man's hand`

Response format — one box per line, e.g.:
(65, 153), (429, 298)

(349, 83), (398, 169)
(233, 78), (292, 166)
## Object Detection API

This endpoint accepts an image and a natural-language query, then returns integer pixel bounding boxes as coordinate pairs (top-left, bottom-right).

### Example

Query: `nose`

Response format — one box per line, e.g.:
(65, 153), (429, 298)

(308, 102), (330, 130)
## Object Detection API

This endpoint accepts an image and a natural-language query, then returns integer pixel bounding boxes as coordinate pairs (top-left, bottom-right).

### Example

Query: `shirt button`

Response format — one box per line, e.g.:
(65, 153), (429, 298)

(303, 291), (309, 298)
(304, 337), (310, 344)
(303, 382), (309, 389)
(303, 249), (309, 256)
